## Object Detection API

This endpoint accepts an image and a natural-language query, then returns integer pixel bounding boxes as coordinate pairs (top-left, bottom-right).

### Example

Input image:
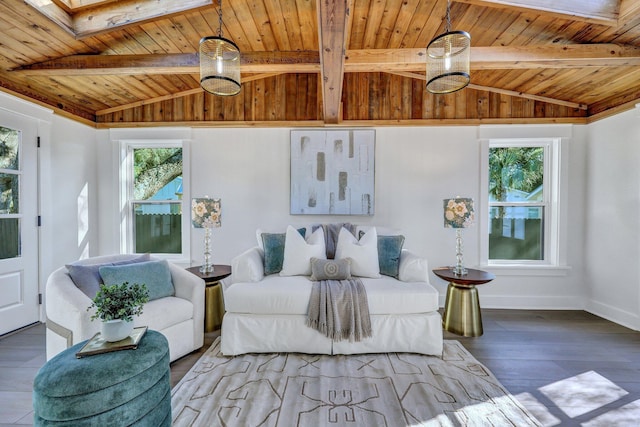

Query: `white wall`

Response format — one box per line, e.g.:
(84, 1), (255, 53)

(89, 125), (588, 309)
(48, 115), (98, 272)
(27, 99), (640, 329)
(584, 106), (640, 330)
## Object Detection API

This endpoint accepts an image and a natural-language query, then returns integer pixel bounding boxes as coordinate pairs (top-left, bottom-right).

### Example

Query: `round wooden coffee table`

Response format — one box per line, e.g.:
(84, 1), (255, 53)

(433, 267), (495, 337)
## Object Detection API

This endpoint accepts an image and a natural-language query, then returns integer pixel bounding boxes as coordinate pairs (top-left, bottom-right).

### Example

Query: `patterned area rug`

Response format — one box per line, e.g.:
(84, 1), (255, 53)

(171, 339), (541, 426)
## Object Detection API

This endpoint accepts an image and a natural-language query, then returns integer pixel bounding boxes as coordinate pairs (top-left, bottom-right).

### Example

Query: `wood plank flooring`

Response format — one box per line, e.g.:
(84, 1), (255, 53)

(1, 310), (638, 426)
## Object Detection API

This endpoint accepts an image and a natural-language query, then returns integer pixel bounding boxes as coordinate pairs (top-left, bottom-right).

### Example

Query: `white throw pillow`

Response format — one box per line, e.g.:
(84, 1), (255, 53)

(335, 227), (381, 278)
(280, 225), (326, 276)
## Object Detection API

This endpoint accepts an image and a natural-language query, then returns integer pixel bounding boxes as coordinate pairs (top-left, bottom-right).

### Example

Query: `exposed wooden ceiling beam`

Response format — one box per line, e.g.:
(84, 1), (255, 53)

(316, 0), (350, 124)
(387, 70), (587, 110)
(14, 51), (320, 75)
(72, 0), (214, 38)
(25, 0), (75, 37)
(14, 44), (640, 76)
(454, 0), (619, 26)
(26, 0), (214, 39)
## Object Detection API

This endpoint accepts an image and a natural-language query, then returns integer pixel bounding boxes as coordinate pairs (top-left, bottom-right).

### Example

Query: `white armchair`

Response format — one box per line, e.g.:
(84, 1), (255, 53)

(45, 254), (205, 362)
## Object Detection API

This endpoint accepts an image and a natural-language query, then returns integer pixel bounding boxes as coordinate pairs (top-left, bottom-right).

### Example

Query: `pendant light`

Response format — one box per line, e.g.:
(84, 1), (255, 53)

(426, 0), (471, 94)
(199, 0), (241, 96)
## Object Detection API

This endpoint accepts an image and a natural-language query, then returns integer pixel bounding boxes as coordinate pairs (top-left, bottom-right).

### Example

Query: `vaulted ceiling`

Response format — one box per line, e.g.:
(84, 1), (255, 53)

(1, 0), (640, 128)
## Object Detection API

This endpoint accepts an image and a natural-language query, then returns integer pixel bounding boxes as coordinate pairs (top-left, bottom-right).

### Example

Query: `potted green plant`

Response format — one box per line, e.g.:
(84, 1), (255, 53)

(88, 282), (149, 342)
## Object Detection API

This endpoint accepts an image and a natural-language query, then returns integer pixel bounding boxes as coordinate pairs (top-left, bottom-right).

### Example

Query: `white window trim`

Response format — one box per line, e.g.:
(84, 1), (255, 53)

(118, 139), (190, 264)
(479, 137), (568, 274)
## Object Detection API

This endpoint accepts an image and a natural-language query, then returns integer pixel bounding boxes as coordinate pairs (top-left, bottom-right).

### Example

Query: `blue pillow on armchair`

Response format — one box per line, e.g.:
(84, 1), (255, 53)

(99, 259), (174, 301)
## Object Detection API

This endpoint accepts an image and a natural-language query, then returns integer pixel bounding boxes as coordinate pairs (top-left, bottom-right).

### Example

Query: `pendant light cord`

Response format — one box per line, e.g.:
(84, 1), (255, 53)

(217, 0), (224, 38)
(446, 0), (451, 33)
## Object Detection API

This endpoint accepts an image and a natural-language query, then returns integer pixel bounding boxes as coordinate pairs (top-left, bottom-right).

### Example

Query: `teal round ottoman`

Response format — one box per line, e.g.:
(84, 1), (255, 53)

(33, 329), (171, 426)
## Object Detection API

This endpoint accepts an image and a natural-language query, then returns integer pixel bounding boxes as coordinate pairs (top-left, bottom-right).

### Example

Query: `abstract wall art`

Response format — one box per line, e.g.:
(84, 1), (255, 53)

(290, 129), (375, 215)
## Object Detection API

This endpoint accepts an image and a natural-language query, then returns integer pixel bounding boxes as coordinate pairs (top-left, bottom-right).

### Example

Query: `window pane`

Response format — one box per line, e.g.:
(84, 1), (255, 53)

(133, 203), (182, 254)
(133, 148), (183, 201)
(489, 147), (544, 202)
(0, 173), (19, 214)
(0, 126), (20, 170)
(0, 218), (20, 259)
(131, 147), (183, 254)
(489, 206), (543, 260)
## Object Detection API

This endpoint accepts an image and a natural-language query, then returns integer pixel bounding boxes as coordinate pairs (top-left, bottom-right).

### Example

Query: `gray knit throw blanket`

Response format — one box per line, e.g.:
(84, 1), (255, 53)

(306, 278), (372, 342)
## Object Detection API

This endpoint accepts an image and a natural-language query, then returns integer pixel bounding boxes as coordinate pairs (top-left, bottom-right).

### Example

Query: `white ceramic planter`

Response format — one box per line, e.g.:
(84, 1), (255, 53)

(101, 319), (134, 342)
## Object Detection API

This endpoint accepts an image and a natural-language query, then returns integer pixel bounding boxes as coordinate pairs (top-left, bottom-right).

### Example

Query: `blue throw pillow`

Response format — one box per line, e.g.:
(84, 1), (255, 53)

(99, 259), (174, 301)
(377, 235), (405, 278)
(261, 228), (305, 275)
(358, 232), (405, 278)
(66, 254), (151, 299)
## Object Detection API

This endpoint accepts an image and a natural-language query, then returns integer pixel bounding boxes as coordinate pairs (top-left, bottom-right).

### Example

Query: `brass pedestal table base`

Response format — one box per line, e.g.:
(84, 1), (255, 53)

(433, 267), (495, 338)
(186, 265), (232, 333)
(443, 282), (483, 337)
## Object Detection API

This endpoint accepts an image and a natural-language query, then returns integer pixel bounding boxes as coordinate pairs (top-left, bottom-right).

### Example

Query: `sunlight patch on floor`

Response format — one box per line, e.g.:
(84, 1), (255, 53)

(515, 392), (561, 426)
(581, 399), (640, 427)
(539, 371), (628, 418)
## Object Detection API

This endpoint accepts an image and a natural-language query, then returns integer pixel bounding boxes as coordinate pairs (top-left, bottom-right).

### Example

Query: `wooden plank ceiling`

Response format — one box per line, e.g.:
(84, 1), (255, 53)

(1, 0), (640, 128)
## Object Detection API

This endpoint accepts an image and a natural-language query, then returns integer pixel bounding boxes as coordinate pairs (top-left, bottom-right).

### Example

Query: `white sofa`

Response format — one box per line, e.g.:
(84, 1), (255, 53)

(45, 254), (205, 362)
(221, 227), (443, 356)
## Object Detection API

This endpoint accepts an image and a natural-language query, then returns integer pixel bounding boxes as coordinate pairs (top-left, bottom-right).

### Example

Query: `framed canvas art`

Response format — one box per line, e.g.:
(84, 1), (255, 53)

(290, 129), (375, 215)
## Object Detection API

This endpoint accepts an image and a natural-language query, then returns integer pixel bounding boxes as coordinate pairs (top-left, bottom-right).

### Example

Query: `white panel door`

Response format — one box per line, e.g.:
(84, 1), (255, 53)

(0, 111), (39, 335)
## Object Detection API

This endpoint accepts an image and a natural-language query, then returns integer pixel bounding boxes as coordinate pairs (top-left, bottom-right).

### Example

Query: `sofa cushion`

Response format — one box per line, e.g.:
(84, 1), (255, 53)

(310, 257), (352, 281)
(280, 226), (326, 276)
(260, 227), (305, 275)
(335, 227), (380, 278)
(99, 260), (174, 301)
(135, 296), (192, 331)
(224, 275), (438, 316)
(66, 254), (151, 299)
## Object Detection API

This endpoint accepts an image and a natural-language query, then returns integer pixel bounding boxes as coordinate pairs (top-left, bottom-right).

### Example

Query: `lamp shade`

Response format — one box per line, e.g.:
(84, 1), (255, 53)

(191, 198), (221, 228)
(426, 30), (471, 94)
(444, 197), (474, 228)
(199, 36), (241, 96)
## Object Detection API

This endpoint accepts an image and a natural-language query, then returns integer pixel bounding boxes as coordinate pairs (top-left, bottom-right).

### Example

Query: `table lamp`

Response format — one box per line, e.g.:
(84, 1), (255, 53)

(443, 197), (474, 275)
(191, 197), (221, 273)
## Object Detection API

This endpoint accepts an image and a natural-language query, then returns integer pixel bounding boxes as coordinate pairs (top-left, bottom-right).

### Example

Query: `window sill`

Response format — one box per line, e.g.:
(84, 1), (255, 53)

(478, 264), (571, 277)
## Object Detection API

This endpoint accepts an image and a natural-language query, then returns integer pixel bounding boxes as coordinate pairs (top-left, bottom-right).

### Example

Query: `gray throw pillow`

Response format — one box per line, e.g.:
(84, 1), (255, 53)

(310, 257), (352, 281)
(66, 254), (151, 299)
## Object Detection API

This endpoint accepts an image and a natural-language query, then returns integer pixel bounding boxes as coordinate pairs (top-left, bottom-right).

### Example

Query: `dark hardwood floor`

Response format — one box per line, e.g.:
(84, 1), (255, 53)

(1, 310), (639, 426)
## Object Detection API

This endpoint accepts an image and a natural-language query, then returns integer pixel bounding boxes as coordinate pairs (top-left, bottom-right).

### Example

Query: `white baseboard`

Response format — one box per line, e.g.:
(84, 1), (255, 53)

(585, 300), (640, 332)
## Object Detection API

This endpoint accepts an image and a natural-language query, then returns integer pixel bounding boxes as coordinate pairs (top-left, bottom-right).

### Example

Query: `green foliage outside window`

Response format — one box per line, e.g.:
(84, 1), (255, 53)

(488, 146), (545, 261)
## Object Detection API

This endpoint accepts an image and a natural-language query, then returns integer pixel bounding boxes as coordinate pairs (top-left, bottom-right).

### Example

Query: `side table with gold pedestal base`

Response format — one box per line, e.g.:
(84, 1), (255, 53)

(186, 265), (231, 332)
(433, 267), (495, 337)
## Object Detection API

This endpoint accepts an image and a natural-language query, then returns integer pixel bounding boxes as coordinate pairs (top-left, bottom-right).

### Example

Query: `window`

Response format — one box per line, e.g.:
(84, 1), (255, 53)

(0, 126), (20, 260)
(121, 141), (188, 259)
(485, 139), (559, 266)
